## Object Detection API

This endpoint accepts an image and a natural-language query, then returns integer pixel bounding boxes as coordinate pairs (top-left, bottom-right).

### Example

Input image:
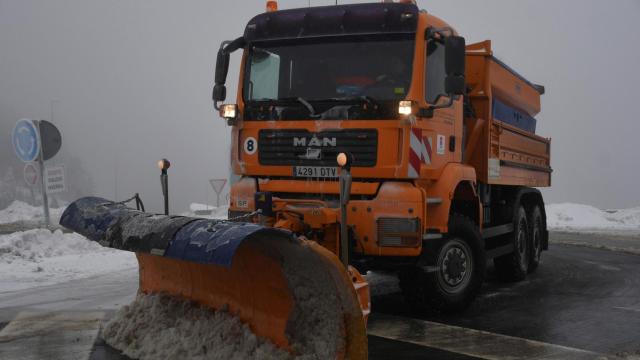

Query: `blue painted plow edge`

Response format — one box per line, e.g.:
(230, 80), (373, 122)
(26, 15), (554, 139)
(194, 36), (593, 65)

(59, 196), (294, 268)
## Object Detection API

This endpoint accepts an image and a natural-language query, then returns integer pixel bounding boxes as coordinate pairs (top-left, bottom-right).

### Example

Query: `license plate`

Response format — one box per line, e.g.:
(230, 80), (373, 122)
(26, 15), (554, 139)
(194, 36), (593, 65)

(293, 166), (338, 178)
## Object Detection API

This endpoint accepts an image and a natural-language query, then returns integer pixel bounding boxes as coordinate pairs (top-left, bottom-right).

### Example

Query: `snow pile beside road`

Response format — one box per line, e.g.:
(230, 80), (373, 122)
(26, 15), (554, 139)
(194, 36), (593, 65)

(0, 229), (136, 292)
(546, 203), (640, 233)
(181, 203), (229, 220)
(0, 200), (65, 224)
(103, 293), (292, 360)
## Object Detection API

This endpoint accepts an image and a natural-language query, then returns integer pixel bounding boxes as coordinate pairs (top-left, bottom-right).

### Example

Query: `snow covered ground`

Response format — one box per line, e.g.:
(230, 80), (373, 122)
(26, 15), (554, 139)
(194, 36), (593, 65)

(0, 229), (136, 292)
(0, 200), (66, 225)
(546, 203), (640, 234)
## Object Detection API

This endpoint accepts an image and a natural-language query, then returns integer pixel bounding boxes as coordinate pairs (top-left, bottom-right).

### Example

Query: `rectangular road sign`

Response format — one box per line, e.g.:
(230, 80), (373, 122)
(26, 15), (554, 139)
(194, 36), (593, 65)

(45, 165), (66, 194)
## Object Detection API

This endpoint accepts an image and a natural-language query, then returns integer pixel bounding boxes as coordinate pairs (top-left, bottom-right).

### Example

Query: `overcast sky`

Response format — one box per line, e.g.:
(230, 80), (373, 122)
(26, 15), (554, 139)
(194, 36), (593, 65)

(1, 0), (639, 212)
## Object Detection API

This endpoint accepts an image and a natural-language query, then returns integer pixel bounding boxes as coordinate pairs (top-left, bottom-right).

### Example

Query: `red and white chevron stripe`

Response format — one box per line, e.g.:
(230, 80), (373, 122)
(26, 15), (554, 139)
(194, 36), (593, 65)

(408, 128), (432, 178)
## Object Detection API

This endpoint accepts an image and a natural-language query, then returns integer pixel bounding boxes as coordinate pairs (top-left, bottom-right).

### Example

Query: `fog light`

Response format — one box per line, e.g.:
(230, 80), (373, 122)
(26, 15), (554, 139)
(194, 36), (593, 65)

(266, 1), (278, 12)
(377, 217), (421, 247)
(157, 158), (171, 171)
(220, 104), (237, 119)
(398, 100), (412, 115)
(337, 152), (348, 167)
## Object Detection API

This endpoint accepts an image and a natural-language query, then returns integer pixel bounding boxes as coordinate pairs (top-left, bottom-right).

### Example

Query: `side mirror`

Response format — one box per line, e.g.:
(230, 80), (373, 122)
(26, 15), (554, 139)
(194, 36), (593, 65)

(444, 35), (466, 95)
(215, 48), (230, 86)
(212, 37), (245, 109)
(212, 84), (226, 102)
(213, 47), (230, 104)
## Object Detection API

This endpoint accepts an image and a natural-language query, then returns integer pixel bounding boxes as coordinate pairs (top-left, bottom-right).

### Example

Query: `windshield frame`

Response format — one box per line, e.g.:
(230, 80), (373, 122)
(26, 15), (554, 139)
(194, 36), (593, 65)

(241, 33), (416, 108)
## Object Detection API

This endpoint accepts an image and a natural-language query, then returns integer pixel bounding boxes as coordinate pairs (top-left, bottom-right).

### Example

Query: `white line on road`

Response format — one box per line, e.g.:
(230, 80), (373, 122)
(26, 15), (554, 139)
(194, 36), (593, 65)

(368, 313), (612, 360)
(0, 311), (104, 360)
(613, 306), (640, 314)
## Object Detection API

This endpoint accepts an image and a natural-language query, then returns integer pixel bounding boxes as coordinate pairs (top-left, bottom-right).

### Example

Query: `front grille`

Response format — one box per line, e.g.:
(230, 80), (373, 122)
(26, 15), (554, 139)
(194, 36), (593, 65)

(258, 129), (377, 167)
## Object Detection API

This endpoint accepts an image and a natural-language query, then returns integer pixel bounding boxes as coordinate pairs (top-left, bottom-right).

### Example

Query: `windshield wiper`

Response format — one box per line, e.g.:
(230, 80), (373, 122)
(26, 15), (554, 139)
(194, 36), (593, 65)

(273, 97), (320, 118)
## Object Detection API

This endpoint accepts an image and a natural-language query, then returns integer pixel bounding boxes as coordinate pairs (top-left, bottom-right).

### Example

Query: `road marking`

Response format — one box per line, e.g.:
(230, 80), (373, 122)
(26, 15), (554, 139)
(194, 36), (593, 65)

(0, 311), (104, 360)
(368, 313), (610, 360)
(613, 306), (640, 314)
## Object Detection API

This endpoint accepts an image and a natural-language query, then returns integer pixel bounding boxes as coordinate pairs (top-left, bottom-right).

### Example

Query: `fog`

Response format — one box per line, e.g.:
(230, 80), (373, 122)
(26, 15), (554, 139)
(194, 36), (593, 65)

(1, 0), (639, 213)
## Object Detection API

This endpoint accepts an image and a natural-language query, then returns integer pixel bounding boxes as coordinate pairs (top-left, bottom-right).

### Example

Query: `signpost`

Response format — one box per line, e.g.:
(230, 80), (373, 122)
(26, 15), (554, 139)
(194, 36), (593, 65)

(12, 119), (62, 227)
(12, 119), (40, 163)
(209, 178), (227, 207)
(39, 120), (62, 161)
(23, 163), (39, 186)
(44, 166), (66, 194)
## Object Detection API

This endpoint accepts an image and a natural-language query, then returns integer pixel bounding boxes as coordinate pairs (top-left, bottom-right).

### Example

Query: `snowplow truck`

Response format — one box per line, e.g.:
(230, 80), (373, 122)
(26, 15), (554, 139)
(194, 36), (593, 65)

(61, 1), (551, 359)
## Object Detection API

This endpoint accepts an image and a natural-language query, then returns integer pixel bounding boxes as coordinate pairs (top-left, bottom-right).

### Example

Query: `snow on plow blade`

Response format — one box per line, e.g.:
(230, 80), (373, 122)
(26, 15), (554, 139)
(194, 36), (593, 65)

(60, 197), (367, 359)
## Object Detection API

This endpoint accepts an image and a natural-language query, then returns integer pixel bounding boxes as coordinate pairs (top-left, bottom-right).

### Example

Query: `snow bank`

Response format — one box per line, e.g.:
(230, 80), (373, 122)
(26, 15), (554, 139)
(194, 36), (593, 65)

(181, 203), (229, 220)
(0, 200), (66, 224)
(546, 203), (640, 233)
(103, 293), (292, 360)
(0, 229), (136, 292)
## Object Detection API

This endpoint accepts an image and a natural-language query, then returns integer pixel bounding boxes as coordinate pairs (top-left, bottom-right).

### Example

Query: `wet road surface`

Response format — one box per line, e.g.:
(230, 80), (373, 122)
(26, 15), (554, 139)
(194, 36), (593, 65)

(0, 234), (638, 359)
(371, 243), (640, 357)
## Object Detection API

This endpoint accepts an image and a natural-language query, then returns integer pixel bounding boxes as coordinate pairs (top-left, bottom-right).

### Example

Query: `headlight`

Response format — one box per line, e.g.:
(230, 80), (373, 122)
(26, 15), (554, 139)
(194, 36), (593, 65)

(398, 100), (412, 115)
(377, 217), (421, 247)
(220, 104), (238, 119)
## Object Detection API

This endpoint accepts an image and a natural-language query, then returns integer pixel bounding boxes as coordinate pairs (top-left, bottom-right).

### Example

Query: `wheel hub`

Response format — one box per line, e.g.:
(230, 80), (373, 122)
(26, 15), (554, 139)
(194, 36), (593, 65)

(443, 247), (467, 286)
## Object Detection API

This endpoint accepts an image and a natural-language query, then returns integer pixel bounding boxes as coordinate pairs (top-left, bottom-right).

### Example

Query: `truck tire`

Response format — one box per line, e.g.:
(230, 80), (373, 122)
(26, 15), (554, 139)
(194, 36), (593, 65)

(494, 206), (529, 281)
(528, 205), (543, 273)
(399, 214), (485, 312)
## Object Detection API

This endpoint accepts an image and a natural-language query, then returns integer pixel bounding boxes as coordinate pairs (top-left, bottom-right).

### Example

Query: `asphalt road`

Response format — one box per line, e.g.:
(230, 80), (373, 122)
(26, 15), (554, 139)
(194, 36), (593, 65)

(0, 233), (638, 359)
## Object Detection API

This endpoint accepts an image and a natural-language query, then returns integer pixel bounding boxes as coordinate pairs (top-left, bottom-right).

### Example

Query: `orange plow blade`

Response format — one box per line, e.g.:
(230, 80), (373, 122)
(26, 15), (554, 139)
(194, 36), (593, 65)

(60, 197), (368, 359)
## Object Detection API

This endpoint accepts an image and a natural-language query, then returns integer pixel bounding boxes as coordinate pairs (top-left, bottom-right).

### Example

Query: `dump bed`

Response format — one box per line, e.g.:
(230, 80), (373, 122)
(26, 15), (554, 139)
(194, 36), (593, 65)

(464, 40), (551, 187)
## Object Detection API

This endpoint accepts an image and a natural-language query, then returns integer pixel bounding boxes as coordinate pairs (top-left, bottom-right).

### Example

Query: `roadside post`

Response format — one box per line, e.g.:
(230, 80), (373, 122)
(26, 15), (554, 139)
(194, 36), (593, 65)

(158, 159), (171, 215)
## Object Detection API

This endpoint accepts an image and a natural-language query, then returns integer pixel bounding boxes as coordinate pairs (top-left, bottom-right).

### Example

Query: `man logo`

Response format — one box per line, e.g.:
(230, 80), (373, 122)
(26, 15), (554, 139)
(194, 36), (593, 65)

(293, 135), (337, 147)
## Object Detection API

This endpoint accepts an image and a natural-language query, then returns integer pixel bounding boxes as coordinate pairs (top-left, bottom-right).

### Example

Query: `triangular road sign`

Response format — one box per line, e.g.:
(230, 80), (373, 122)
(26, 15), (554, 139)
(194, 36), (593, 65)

(209, 178), (227, 194)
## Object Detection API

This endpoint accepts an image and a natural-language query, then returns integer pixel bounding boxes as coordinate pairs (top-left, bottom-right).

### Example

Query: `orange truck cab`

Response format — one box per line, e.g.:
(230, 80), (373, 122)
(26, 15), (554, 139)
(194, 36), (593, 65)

(214, 1), (551, 311)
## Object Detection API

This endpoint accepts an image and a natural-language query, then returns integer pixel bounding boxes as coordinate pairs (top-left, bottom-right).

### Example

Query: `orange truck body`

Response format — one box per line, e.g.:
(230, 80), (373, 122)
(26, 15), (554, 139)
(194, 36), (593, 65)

(220, 2), (550, 300)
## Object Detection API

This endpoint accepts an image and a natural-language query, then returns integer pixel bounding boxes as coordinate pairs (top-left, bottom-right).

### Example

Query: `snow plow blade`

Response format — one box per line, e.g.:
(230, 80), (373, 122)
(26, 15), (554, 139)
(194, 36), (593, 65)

(60, 197), (368, 359)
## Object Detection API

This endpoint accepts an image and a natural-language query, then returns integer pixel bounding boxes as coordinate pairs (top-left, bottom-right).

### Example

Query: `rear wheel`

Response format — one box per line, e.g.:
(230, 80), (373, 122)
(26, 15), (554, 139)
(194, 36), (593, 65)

(494, 206), (529, 281)
(528, 205), (543, 273)
(399, 214), (485, 312)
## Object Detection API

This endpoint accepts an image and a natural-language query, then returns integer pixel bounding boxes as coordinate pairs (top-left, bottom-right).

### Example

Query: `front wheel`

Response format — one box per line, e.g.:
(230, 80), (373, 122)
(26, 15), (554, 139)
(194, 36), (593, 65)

(399, 214), (486, 313)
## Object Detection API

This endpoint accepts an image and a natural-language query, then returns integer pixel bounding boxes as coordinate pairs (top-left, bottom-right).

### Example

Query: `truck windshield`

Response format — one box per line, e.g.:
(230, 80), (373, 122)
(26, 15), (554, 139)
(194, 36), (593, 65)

(243, 34), (415, 120)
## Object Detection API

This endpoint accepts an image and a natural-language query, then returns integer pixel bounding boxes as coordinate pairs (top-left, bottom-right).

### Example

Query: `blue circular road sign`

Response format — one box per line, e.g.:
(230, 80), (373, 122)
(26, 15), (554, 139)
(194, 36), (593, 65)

(12, 119), (40, 163)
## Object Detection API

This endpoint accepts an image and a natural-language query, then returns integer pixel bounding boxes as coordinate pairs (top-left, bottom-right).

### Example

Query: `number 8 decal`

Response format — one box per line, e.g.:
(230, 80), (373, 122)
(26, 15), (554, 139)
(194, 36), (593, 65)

(244, 137), (257, 155)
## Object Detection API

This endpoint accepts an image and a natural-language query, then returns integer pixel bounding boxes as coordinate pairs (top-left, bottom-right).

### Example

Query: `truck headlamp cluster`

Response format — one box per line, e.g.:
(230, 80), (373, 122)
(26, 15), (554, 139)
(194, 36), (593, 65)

(398, 100), (413, 115)
(377, 217), (421, 247)
(220, 104), (238, 119)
